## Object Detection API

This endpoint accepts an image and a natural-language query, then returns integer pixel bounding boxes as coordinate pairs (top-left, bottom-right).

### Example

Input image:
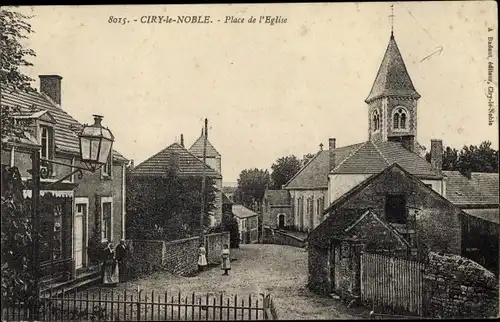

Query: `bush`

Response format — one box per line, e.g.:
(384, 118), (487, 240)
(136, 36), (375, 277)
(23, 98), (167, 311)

(1, 165), (35, 304)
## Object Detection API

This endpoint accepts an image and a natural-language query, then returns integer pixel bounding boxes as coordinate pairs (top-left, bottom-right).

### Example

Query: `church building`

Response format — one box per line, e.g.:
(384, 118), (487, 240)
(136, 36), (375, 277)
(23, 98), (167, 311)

(283, 31), (445, 232)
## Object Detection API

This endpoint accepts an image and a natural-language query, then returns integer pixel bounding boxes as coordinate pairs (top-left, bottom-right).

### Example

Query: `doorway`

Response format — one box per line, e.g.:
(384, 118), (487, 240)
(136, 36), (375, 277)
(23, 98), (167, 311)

(278, 214), (285, 229)
(74, 199), (88, 269)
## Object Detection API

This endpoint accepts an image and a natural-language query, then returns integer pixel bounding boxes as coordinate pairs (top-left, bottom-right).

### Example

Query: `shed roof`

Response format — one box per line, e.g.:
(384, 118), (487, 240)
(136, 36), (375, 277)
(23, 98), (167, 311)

(232, 204), (259, 219)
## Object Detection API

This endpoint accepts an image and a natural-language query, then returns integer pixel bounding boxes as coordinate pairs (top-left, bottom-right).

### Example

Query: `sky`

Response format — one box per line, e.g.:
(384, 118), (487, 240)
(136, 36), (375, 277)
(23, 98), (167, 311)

(12, 2), (499, 184)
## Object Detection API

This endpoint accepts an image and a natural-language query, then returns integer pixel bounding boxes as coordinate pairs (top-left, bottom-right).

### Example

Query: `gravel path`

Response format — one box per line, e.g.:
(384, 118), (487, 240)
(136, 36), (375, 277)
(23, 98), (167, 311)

(88, 244), (370, 320)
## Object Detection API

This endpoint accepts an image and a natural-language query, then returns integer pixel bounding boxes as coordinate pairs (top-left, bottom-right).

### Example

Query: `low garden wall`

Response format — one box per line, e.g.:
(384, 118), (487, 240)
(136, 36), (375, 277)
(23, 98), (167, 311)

(127, 232), (230, 277)
(261, 227), (306, 248)
(423, 252), (499, 318)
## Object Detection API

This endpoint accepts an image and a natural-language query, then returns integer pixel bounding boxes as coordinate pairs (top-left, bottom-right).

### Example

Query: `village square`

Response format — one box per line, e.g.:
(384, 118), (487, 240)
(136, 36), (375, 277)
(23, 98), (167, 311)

(1, 2), (498, 321)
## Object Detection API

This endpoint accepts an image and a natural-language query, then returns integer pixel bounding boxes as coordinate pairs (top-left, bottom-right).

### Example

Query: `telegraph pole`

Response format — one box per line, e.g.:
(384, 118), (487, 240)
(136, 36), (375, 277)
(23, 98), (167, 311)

(200, 118), (208, 242)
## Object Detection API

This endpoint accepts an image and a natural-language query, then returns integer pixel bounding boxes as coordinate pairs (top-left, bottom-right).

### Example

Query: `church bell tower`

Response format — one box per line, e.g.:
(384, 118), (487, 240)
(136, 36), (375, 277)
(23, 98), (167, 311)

(366, 10), (421, 152)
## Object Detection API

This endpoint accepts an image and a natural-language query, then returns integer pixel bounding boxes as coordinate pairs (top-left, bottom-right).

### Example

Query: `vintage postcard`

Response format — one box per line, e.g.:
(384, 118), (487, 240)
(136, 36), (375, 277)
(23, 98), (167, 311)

(0, 1), (498, 321)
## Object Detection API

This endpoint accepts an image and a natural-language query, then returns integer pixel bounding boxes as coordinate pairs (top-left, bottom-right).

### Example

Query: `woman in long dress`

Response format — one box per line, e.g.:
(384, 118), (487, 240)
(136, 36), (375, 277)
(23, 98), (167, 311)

(102, 243), (119, 286)
(221, 244), (231, 275)
(198, 243), (208, 272)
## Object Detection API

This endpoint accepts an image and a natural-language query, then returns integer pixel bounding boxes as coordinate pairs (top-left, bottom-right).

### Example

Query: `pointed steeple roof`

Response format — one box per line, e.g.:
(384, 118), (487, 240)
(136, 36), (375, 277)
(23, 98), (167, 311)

(189, 133), (221, 158)
(365, 33), (421, 103)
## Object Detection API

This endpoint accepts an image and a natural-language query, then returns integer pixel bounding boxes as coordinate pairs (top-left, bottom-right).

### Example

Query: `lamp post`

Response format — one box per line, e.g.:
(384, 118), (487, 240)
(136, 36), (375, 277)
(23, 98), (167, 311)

(30, 115), (114, 318)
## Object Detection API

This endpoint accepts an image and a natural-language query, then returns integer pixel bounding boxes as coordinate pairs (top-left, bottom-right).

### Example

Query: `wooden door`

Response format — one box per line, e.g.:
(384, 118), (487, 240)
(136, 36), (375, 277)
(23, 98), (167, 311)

(74, 203), (87, 269)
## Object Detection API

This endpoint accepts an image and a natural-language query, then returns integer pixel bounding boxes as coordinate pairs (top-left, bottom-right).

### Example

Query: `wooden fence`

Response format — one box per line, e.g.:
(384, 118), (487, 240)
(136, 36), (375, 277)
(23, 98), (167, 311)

(1, 288), (279, 321)
(361, 252), (425, 317)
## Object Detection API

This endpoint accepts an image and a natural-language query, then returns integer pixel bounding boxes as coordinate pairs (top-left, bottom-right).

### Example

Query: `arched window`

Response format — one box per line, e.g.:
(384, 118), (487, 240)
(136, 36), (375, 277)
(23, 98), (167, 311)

(372, 109), (381, 132)
(393, 113), (400, 129)
(392, 107), (409, 130)
(400, 113), (407, 129)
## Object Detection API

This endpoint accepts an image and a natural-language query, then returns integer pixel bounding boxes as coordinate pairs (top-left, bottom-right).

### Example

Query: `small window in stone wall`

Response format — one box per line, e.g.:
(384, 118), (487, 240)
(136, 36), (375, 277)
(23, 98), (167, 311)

(341, 243), (350, 259)
(385, 194), (407, 224)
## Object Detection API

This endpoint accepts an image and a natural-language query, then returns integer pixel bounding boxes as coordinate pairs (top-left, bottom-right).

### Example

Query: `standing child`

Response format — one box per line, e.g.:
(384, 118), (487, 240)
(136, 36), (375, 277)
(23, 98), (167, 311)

(198, 243), (207, 272)
(221, 244), (231, 275)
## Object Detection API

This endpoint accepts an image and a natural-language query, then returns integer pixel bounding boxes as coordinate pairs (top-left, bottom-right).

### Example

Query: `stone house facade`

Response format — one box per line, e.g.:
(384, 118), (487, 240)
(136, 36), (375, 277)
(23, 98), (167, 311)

(232, 204), (259, 244)
(307, 163), (469, 295)
(262, 189), (293, 229)
(1, 75), (128, 286)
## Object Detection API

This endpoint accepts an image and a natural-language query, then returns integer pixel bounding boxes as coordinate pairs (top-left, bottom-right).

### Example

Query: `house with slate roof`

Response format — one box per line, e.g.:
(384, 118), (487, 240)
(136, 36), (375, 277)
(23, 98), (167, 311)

(232, 204), (259, 244)
(129, 138), (222, 226)
(188, 131), (224, 224)
(1, 75), (129, 288)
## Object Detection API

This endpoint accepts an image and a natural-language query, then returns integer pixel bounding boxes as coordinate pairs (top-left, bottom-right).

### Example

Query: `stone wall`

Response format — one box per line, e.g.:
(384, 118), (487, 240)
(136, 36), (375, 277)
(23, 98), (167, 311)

(261, 227), (306, 248)
(204, 232), (230, 265)
(126, 240), (164, 275)
(127, 232), (230, 277)
(423, 252), (499, 318)
(308, 244), (331, 295)
(162, 236), (200, 276)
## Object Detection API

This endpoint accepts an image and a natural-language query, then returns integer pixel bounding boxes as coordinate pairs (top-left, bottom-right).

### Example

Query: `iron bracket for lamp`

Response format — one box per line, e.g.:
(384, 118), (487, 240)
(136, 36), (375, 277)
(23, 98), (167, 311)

(28, 157), (103, 189)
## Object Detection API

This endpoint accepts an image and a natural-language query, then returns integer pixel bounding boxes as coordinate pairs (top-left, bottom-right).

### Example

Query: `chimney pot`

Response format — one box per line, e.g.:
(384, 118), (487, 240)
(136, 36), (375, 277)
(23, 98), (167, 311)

(329, 138), (337, 172)
(180, 134), (184, 147)
(39, 75), (62, 105)
(430, 139), (443, 174)
(319, 143), (324, 151)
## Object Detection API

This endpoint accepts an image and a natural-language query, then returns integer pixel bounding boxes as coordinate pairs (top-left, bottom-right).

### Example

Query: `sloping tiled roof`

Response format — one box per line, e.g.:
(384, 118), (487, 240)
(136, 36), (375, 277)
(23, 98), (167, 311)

(264, 189), (290, 205)
(232, 204), (258, 219)
(365, 34), (421, 103)
(444, 171), (499, 206)
(463, 208), (499, 224)
(284, 143), (364, 189)
(130, 142), (222, 178)
(1, 87), (128, 163)
(309, 208), (409, 248)
(332, 141), (442, 179)
(189, 133), (220, 157)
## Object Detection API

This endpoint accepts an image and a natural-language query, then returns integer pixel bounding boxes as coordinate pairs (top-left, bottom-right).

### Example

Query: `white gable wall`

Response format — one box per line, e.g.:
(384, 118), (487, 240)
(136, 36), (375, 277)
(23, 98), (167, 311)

(328, 174), (372, 205)
(328, 174), (446, 207)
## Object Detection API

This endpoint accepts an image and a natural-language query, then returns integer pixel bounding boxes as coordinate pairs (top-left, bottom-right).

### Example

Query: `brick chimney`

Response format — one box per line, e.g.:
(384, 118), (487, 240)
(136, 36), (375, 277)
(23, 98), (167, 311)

(180, 134), (184, 147)
(329, 138), (336, 172)
(430, 139), (443, 174)
(39, 75), (62, 105)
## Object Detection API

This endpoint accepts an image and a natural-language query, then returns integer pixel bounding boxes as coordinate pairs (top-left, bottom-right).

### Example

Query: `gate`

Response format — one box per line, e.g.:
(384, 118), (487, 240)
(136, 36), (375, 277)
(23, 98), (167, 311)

(361, 253), (425, 317)
(1, 288), (279, 321)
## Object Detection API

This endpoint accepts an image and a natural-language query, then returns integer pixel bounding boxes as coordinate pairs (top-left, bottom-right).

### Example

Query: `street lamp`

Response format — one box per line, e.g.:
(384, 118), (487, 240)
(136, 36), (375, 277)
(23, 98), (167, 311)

(30, 115), (114, 317)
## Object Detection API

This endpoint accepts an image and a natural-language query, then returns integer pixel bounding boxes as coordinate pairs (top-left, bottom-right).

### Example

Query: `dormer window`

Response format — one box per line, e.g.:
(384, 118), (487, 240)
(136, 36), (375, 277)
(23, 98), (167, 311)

(392, 107), (409, 131)
(372, 109), (381, 132)
(40, 125), (54, 159)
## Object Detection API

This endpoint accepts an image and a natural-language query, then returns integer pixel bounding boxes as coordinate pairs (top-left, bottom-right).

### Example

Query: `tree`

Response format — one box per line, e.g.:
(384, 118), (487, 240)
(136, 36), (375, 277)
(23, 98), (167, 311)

(235, 168), (270, 208)
(301, 153), (316, 166)
(126, 173), (216, 241)
(270, 155), (302, 189)
(1, 165), (34, 304)
(425, 141), (498, 177)
(1, 7), (37, 304)
(1, 8), (36, 92)
(457, 141), (498, 177)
